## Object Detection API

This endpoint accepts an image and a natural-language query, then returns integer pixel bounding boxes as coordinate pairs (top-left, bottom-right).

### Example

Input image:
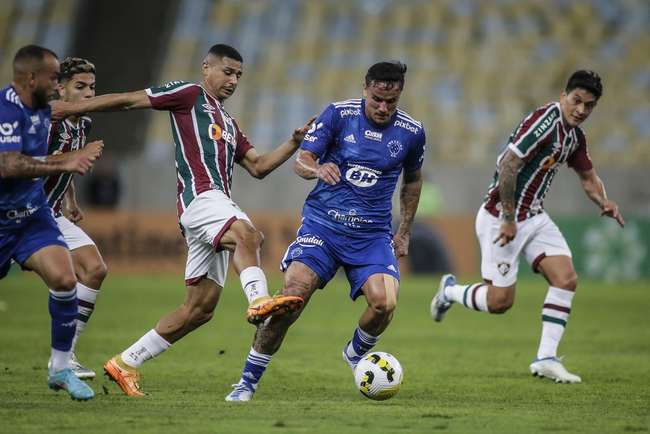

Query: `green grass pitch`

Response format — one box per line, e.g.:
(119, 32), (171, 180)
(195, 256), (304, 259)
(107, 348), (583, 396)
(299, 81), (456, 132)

(1, 272), (648, 434)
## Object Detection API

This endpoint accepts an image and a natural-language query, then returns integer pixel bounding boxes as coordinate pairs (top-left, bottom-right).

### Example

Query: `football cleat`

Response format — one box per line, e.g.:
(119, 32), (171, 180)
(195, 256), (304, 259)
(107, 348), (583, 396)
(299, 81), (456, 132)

(70, 353), (96, 379)
(530, 357), (582, 384)
(430, 274), (456, 322)
(342, 345), (361, 372)
(48, 368), (95, 401)
(103, 355), (145, 397)
(225, 382), (255, 402)
(246, 294), (304, 325)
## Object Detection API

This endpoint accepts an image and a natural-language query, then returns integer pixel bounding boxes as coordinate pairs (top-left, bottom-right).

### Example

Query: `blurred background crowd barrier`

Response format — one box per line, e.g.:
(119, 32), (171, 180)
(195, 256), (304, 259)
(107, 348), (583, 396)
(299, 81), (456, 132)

(1, 0), (647, 278)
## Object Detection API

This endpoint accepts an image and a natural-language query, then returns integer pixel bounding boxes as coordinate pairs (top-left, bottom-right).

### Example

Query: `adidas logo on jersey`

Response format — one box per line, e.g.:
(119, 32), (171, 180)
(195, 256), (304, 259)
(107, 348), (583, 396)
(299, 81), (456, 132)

(344, 134), (356, 143)
(387, 264), (397, 272)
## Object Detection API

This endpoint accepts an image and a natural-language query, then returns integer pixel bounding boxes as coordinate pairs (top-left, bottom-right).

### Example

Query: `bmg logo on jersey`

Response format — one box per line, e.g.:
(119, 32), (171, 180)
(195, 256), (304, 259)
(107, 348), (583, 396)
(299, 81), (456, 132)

(345, 163), (381, 187)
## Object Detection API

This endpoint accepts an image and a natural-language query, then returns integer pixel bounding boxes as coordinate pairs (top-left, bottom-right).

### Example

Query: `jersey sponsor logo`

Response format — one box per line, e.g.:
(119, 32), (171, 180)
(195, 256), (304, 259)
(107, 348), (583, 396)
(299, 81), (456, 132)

(364, 130), (382, 141)
(0, 121), (20, 144)
(344, 134), (356, 143)
(209, 123), (222, 141)
(307, 121), (323, 134)
(533, 110), (557, 138)
(296, 234), (324, 247)
(540, 155), (557, 171)
(164, 80), (185, 88)
(387, 139), (403, 158)
(327, 208), (374, 229)
(345, 163), (381, 187)
(304, 134), (317, 142)
(5, 203), (39, 220)
(394, 119), (419, 134)
(340, 108), (360, 118)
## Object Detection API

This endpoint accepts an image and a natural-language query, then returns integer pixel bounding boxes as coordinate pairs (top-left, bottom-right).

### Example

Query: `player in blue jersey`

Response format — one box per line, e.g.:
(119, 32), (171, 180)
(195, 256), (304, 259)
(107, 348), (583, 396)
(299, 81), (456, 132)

(226, 61), (426, 401)
(0, 45), (102, 400)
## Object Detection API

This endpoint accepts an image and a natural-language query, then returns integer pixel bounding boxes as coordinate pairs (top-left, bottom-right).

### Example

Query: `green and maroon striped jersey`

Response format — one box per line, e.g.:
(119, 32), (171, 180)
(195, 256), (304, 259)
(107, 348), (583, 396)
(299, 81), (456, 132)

(484, 102), (593, 221)
(146, 81), (253, 217)
(43, 116), (91, 217)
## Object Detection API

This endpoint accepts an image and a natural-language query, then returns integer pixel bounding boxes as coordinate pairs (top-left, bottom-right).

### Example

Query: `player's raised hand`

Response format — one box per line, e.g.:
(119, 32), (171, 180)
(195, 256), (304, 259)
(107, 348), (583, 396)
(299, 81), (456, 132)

(83, 140), (104, 160)
(292, 116), (317, 143)
(601, 199), (625, 227)
(494, 221), (517, 247)
(65, 140), (104, 175)
(316, 162), (341, 185)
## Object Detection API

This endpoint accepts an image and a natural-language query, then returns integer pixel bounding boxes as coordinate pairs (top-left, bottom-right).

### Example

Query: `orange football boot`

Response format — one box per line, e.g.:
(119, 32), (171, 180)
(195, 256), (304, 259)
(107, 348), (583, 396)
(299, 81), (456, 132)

(246, 294), (304, 325)
(103, 355), (145, 397)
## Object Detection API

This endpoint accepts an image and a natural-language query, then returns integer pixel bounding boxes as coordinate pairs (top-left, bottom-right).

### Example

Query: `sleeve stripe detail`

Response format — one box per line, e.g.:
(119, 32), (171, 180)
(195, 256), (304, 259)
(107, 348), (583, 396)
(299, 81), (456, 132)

(396, 109), (422, 127)
(146, 83), (196, 98)
(333, 98), (361, 106)
(396, 113), (422, 128)
(511, 104), (558, 148)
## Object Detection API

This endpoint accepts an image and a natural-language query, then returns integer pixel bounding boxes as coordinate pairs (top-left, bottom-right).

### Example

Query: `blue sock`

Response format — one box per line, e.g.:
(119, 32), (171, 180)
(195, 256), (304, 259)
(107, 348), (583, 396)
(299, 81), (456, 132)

(49, 289), (78, 352)
(239, 347), (272, 391)
(344, 326), (380, 363)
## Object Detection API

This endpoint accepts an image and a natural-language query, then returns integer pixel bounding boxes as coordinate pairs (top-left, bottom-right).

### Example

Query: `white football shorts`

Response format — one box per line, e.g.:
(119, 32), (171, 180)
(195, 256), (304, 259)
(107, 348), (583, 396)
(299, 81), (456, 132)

(55, 216), (95, 251)
(179, 189), (251, 287)
(475, 206), (571, 287)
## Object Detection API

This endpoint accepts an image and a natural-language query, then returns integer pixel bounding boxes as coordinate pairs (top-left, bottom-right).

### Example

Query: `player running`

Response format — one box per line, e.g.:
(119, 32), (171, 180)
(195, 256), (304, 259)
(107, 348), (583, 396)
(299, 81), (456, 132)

(225, 61), (426, 401)
(51, 44), (312, 396)
(0, 45), (102, 400)
(44, 57), (107, 379)
(430, 70), (624, 384)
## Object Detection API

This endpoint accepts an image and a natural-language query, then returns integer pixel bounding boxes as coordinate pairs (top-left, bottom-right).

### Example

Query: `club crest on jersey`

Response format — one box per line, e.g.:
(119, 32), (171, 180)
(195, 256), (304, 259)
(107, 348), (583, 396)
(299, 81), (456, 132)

(291, 247), (303, 259)
(497, 262), (511, 276)
(364, 130), (382, 142)
(345, 163), (381, 187)
(540, 155), (557, 171)
(209, 123), (222, 141)
(387, 140), (403, 158)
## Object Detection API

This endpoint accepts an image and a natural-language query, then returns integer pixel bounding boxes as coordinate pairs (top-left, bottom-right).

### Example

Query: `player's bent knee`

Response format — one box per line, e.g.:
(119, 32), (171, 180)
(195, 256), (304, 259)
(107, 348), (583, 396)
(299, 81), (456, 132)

(367, 296), (396, 317)
(50, 273), (77, 292)
(85, 260), (108, 284)
(488, 287), (515, 314)
(556, 273), (578, 291)
(187, 307), (214, 328)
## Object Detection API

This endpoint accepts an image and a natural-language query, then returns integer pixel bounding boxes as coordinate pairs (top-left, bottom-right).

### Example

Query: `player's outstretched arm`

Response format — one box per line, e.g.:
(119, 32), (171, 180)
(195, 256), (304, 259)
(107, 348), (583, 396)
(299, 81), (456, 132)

(0, 140), (103, 178)
(494, 149), (524, 246)
(393, 169), (423, 258)
(239, 116), (316, 179)
(576, 168), (624, 227)
(50, 90), (151, 120)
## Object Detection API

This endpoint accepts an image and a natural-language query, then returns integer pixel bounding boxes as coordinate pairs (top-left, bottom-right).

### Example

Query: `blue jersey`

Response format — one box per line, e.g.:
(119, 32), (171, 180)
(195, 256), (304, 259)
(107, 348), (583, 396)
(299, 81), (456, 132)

(300, 98), (426, 237)
(0, 85), (51, 227)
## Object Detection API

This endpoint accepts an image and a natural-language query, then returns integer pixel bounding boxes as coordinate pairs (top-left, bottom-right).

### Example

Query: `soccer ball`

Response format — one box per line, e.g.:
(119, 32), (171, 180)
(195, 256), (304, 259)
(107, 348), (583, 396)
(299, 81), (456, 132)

(354, 352), (403, 400)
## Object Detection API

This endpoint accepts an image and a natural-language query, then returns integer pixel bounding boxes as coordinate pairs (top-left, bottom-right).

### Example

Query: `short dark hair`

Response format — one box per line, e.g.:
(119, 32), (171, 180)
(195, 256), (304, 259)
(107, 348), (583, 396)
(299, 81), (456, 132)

(13, 45), (58, 69)
(365, 61), (407, 90)
(208, 44), (243, 62)
(565, 70), (602, 99)
(59, 57), (95, 81)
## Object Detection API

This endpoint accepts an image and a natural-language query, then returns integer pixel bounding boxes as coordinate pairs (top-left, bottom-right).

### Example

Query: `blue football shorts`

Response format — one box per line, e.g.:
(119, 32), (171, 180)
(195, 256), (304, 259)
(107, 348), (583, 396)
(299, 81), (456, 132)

(280, 219), (399, 300)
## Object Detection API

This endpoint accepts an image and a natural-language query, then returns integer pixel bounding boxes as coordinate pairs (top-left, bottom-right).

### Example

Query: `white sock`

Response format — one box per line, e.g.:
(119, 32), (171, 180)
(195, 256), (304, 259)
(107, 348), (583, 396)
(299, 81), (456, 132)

(120, 329), (171, 368)
(536, 286), (575, 360)
(71, 282), (100, 352)
(50, 348), (71, 373)
(239, 266), (269, 304)
(444, 283), (489, 312)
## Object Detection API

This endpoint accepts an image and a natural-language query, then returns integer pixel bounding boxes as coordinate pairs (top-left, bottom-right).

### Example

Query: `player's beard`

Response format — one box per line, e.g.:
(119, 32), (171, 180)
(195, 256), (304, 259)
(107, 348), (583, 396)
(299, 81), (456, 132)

(32, 87), (51, 109)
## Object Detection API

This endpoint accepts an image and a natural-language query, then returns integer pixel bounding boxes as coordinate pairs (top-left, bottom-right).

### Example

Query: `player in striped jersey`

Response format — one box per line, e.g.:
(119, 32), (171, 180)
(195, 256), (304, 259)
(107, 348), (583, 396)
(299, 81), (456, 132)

(51, 44), (313, 396)
(431, 71), (624, 383)
(44, 57), (106, 380)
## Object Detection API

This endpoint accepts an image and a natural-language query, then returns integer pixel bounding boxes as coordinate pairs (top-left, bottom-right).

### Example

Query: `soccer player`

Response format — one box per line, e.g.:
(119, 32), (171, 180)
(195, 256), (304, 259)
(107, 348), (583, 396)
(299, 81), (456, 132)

(51, 44), (312, 396)
(44, 57), (107, 379)
(0, 45), (103, 400)
(431, 70), (624, 383)
(225, 61), (426, 401)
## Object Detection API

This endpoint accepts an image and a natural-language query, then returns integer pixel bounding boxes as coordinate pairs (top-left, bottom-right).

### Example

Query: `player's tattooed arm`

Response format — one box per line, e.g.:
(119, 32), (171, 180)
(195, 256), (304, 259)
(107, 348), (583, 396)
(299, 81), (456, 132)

(50, 91), (151, 120)
(394, 170), (423, 258)
(240, 116), (316, 179)
(494, 149), (524, 246)
(294, 150), (341, 184)
(0, 141), (103, 178)
(576, 168), (624, 227)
